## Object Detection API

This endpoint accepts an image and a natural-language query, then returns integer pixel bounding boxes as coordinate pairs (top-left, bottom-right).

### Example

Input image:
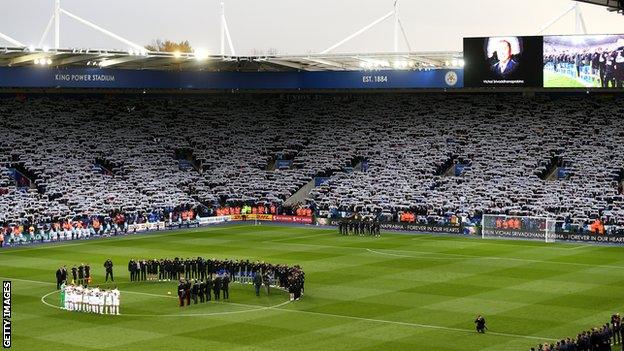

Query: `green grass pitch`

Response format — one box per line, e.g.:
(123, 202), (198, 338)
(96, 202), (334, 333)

(543, 70), (598, 88)
(2, 224), (624, 350)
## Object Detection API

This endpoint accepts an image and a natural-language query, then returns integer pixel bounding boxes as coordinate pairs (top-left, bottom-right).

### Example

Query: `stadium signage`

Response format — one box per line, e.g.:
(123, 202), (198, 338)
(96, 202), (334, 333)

(0, 67), (463, 90)
(326, 219), (461, 235)
(482, 229), (544, 240)
(2, 281), (10, 349)
(127, 221), (166, 232)
(444, 71), (458, 86)
(362, 75), (388, 83)
(229, 214), (273, 221)
(54, 73), (116, 82)
(556, 233), (624, 243)
(484, 228), (624, 243)
(197, 215), (232, 225)
(272, 215), (313, 224)
(379, 222), (462, 234)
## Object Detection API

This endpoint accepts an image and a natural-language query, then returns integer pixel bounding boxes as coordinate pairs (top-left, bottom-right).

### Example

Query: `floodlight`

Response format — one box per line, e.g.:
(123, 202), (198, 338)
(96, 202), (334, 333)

(194, 48), (209, 61)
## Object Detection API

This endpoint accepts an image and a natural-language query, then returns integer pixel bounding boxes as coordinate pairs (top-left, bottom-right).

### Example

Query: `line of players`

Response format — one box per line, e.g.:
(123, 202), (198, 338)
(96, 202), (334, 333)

(61, 282), (120, 315)
(128, 257), (305, 302)
(176, 274), (230, 306)
(337, 220), (381, 236)
(55, 263), (93, 289)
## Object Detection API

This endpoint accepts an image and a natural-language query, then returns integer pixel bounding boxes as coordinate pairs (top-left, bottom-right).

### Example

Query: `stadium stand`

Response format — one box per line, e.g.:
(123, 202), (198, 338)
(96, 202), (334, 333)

(1, 93), (624, 237)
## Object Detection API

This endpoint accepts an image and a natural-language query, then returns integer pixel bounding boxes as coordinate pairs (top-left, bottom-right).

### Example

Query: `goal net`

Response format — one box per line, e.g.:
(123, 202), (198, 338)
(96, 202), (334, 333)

(481, 214), (557, 243)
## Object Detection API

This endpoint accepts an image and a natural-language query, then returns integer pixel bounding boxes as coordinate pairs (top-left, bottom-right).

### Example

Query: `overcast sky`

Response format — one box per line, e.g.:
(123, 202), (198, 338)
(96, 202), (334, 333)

(2, 0), (623, 55)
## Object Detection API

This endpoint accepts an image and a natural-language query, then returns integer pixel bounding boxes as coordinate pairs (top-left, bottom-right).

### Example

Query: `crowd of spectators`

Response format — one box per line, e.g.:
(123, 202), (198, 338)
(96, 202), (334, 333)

(2, 94), (624, 237)
(0, 202), (316, 246)
(531, 313), (621, 350)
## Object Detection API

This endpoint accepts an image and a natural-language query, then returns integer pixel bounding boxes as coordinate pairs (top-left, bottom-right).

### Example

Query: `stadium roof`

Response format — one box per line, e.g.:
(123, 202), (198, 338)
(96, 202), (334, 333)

(0, 46), (463, 72)
(574, 0), (624, 12)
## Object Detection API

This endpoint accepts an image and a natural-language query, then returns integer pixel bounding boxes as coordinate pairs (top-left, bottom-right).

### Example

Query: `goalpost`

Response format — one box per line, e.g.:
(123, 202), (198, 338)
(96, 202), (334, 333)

(481, 214), (558, 243)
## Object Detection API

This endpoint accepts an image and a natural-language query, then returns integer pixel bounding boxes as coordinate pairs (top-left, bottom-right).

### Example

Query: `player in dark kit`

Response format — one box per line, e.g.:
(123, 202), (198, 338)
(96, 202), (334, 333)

(191, 280), (199, 304)
(213, 276), (221, 300)
(84, 263), (91, 285)
(198, 280), (205, 303)
(205, 276), (212, 301)
(475, 315), (487, 333)
(222, 274), (230, 300)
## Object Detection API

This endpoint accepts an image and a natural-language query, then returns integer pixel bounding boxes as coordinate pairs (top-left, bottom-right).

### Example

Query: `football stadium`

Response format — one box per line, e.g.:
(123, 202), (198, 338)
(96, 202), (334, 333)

(2, 0), (624, 350)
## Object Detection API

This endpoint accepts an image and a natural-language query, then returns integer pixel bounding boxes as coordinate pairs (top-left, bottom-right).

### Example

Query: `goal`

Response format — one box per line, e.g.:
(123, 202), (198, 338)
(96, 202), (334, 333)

(481, 214), (557, 243)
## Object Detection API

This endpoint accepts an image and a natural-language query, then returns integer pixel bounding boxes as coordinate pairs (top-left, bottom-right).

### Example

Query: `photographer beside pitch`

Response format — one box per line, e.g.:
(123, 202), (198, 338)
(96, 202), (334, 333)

(475, 315), (487, 333)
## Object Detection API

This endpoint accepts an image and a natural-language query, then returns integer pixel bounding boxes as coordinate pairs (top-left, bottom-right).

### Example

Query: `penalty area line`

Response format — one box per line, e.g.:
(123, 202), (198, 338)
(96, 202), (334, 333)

(365, 248), (624, 270)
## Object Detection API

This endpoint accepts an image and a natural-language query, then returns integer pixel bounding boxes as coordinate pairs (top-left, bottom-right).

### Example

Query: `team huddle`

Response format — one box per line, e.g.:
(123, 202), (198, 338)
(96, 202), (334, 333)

(61, 283), (120, 315)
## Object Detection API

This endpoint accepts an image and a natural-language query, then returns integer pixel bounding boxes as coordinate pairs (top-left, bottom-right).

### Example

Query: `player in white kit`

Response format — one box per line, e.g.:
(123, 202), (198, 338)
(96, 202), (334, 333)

(111, 287), (120, 315)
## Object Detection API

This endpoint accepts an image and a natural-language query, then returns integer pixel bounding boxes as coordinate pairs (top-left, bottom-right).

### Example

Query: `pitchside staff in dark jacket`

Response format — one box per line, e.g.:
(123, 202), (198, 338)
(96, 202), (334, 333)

(129, 259), (138, 281)
(78, 263), (85, 285)
(104, 259), (114, 282)
(253, 273), (262, 296)
(55, 266), (64, 289)
(140, 260), (147, 281)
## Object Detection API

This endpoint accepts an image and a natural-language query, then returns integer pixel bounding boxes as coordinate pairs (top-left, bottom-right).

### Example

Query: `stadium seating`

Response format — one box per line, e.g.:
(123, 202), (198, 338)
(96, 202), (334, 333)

(1, 94), (623, 227)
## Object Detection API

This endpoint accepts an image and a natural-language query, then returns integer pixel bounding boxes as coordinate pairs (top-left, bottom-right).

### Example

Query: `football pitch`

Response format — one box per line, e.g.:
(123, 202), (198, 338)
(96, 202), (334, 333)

(541, 70), (614, 89)
(2, 224), (624, 350)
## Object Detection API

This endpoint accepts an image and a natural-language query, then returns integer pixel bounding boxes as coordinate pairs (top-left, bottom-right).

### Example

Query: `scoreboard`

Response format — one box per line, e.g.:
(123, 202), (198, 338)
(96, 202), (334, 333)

(463, 34), (624, 89)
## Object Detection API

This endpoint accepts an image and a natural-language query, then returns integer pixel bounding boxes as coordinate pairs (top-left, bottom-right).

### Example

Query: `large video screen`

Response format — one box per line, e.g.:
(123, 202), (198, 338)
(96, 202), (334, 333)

(544, 34), (624, 88)
(463, 36), (543, 88)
